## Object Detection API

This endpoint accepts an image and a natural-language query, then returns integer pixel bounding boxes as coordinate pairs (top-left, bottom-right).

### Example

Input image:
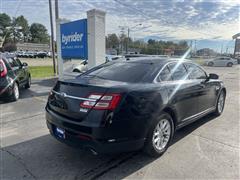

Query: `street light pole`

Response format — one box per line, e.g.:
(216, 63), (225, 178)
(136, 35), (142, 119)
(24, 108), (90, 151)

(126, 23), (142, 54)
(48, 0), (56, 75)
(127, 28), (130, 54)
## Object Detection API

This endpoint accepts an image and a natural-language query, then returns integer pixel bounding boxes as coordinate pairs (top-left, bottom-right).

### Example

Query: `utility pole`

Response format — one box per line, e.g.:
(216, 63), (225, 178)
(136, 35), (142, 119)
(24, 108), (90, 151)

(48, 0), (56, 75)
(190, 40), (192, 57)
(127, 28), (130, 54)
(194, 40), (197, 55)
(119, 27), (125, 55)
(55, 0), (59, 19)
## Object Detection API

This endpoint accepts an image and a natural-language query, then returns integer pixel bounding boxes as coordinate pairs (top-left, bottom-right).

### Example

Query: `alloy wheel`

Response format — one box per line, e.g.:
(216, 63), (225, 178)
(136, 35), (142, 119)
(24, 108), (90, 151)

(14, 83), (19, 100)
(152, 119), (171, 151)
(218, 92), (225, 113)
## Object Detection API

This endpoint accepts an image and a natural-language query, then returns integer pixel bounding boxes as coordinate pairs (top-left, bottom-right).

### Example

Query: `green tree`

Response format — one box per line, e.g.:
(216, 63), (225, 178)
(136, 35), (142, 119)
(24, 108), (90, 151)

(0, 13), (11, 30)
(14, 15), (30, 42)
(0, 13), (11, 44)
(178, 40), (188, 49)
(30, 23), (49, 43)
(107, 33), (119, 49)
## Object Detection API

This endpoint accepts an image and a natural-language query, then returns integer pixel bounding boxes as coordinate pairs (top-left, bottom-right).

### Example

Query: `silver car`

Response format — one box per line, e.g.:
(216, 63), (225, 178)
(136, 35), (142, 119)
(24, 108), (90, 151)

(206, 57), (238, 67)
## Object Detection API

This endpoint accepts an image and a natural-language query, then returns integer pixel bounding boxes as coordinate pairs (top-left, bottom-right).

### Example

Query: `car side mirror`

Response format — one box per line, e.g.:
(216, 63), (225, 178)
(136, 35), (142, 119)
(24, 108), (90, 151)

(22, 62), (28, 66)
(208, 73), (219, 80)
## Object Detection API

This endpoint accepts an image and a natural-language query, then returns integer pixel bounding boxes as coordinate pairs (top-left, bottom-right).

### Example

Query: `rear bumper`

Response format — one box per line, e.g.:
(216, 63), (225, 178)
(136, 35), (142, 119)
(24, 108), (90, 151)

(46, 106), (145, 154)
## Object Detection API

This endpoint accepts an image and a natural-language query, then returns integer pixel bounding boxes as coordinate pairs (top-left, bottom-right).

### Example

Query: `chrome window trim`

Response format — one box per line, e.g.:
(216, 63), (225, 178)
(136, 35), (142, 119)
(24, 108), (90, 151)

(153, 61), (175, 83)
(153, 60), (208, 83)
(52, 90), (97, 102)
(184, 62), (208, 79)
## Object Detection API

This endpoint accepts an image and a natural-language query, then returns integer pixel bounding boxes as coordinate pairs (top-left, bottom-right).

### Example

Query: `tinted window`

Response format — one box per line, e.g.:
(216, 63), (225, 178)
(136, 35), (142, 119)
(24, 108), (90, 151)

(168, 63), (188, 80)
(15, 58), (22, 66)
(5, 58), (20, 67)
(184, 63), (207, 79)
(2, 58), (12, 71)
(158, 66), (172, 81)
(219, 58), (225, 61)
(82, 62), (154, 83)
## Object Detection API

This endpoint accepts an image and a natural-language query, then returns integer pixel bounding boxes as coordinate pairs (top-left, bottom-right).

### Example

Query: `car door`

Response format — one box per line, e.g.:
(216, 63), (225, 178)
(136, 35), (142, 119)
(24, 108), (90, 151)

(219, 57), (226, 66)
(160, 62), (200, 122)
(6, 58), (25, 86)
(212, 58), (220, 66)
(184, 63), (216, 113)
(15, 58), (28, 83)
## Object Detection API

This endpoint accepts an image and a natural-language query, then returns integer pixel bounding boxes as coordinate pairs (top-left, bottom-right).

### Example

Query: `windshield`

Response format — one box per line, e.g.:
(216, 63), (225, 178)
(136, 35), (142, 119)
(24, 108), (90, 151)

(81, 62), (155, 83)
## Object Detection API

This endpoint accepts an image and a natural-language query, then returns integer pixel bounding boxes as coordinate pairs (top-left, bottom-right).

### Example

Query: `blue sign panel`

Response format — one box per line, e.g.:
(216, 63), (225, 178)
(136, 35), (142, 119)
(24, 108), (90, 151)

(60, 19), (88, 59)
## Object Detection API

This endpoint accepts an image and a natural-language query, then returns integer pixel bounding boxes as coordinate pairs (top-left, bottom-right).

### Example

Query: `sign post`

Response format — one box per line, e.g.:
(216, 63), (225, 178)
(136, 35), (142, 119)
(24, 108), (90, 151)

(87, 9), (106, 69)
(56, 9), (106, 77)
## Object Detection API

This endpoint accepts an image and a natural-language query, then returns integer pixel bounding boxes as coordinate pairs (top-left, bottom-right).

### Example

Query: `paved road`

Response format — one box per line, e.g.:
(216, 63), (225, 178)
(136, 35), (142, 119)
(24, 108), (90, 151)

(0, 66), (239, 180)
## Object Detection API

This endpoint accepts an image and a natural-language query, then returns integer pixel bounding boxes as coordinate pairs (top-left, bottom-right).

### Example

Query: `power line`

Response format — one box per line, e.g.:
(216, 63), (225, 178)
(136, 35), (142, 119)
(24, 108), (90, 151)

(113, 0), (221, 39)
(14, 0), (23, 17)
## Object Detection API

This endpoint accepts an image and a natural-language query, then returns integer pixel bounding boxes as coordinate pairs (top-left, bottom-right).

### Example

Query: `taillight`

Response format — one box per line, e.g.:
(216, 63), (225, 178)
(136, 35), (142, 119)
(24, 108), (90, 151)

(0, 59), (7, 77)
(80, 93), (121, 110)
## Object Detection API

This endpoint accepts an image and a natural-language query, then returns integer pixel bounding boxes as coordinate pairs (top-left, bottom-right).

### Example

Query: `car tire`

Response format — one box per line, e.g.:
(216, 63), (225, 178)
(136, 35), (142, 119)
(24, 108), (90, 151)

(214, 90), (226, 116)
(144, 113), (174, 157)
(227, 62), (233, 67)
(25, 76), (31, 89)
(208, 62), (214, 66)
(11, 82), (19, 101)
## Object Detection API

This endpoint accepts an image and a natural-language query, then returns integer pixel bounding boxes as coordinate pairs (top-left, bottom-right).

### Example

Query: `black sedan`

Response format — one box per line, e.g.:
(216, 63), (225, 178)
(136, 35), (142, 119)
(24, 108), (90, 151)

(0, 55), (31, 101)
(46, 58), (226, 157)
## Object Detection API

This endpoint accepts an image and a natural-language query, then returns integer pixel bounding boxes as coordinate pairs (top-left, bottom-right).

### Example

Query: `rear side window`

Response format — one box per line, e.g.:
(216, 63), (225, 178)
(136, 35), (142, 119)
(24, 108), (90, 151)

(2, 58), (12, 71)
(5, 58), (20, 68)
(158, 66), (172, 81)
(168, 63), (188, 81)
(184, 63), (207, 79)
(15, 58), (22, 66)
(82, 62), (154, 83)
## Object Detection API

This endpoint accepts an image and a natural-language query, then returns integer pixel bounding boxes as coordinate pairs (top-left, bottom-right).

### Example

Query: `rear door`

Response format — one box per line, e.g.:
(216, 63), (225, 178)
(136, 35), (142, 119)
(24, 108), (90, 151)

(5, 57), (25, 86)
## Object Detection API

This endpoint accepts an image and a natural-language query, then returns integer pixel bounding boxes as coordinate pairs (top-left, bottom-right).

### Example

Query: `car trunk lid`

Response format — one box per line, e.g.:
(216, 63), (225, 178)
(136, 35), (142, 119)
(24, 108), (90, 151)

(47, 77), (128, 121)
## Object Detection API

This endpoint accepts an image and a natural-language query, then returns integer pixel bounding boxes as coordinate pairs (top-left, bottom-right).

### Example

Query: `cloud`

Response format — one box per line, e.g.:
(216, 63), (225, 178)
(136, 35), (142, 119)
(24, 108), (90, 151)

(1, 0), (239, 41)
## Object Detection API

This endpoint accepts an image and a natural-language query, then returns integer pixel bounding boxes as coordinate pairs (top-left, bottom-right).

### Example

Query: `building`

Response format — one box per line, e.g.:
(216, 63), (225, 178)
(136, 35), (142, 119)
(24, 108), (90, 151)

(164, 48), (174, 56)
(16, 43), (50, 52)
(196, 48), (216, 57)
(232, 33), (240, 57)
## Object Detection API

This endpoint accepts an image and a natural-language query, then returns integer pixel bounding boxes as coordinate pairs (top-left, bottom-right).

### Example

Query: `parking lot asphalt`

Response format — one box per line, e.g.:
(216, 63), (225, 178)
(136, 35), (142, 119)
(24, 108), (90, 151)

(0, 66), (239, 180)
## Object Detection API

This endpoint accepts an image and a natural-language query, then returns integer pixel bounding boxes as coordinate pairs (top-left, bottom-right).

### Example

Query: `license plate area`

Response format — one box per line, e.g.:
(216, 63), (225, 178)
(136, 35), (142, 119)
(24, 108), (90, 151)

(54, 126), (65, 139)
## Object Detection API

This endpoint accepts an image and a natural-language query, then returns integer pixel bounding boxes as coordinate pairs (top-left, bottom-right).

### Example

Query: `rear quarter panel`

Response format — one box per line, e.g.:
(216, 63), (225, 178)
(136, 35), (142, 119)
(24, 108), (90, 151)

(114, 84), (168, 139)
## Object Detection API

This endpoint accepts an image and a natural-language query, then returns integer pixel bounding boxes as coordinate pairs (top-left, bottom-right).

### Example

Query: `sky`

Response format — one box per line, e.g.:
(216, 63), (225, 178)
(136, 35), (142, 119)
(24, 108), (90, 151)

(1, 0), (239, 53)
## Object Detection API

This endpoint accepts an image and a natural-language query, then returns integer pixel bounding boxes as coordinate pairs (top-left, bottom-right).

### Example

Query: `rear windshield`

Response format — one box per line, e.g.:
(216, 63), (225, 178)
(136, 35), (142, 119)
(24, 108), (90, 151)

(81, 62), (155, 83)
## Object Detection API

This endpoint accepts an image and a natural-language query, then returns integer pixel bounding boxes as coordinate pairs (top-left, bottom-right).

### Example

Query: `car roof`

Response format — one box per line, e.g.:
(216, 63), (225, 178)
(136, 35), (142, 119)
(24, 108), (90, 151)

(124, 57), (192, 65)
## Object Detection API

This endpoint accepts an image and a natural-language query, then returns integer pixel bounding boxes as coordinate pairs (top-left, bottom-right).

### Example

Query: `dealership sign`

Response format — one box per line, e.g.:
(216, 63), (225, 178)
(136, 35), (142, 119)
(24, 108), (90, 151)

(60, 19), (88, 59)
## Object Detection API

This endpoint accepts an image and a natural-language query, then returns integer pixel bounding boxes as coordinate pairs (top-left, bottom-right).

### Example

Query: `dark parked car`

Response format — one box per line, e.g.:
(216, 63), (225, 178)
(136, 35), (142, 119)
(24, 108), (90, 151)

(0, 55), (31, 101)
(45, 58), (226, 156)
(36, 52), (47, 58)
